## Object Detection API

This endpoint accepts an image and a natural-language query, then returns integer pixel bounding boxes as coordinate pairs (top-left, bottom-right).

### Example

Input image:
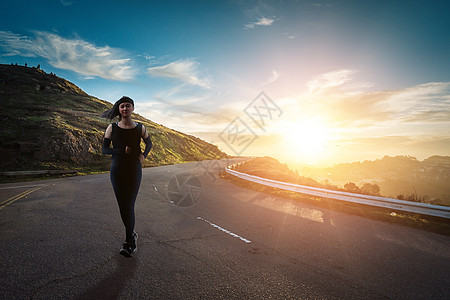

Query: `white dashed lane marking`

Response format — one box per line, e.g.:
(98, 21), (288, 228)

(197, 216), (251, 244)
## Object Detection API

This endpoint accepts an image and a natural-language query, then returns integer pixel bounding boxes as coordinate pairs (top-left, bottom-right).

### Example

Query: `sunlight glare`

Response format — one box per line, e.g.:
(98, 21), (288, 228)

(282, 118), (331, 164)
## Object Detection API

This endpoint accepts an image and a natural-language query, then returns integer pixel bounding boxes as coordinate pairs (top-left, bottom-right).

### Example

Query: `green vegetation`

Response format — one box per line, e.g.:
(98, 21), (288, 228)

(299, 155), (450, 207)
(0, 64), (227, 180)
(222, 157), (450, 235)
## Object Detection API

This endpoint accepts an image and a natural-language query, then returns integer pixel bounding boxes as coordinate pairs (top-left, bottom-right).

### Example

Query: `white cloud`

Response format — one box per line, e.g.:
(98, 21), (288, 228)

(307, 69), (358, 93)
(138, 94), (228, 133)
(60, 0), (73, 6)
(245, 17), (275, 29)
(0, 31), (34, 56)
(0, 30), (134, 81)
(299, 69), (450, 134)
(386, 82), (450, 123)
(143, 53), (155, 61)
(147, 59), (211, 88)
(283, 33), (295, 39)
(260, 70), (280, 87)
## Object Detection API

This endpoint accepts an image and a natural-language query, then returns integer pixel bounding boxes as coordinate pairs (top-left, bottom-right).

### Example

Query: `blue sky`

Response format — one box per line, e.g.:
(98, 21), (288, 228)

(1, 0), (449, 166)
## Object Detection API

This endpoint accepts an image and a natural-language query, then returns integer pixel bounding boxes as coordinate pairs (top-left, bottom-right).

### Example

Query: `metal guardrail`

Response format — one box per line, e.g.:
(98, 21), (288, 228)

(225, 164), (450, 219)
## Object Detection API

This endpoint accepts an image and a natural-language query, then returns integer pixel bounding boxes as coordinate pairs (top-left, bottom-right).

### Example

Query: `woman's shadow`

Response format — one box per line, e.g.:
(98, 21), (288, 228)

(74, 254), (138, 300)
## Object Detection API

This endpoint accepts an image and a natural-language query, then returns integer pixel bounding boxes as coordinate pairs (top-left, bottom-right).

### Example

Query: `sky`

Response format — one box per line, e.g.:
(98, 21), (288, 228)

(1, 0), (449, 167)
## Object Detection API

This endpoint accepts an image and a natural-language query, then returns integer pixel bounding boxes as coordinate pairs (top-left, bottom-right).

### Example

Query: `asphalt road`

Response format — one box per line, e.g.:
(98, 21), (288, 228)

(1, 159), (449, 299)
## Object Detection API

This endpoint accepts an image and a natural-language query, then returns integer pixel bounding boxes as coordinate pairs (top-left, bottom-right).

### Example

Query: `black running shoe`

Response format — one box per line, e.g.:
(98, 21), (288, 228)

(120, 231), (138, 258)
(131, 231), (138, 249)
(120, 242), (136, 258)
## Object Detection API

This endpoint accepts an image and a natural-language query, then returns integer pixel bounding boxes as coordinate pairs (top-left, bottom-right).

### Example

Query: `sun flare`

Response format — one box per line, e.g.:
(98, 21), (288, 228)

(282, 119), (331, 164)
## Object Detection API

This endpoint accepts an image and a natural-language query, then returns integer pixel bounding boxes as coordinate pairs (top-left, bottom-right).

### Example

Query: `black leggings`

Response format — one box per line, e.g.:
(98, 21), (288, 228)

(110, 160), (142, 242)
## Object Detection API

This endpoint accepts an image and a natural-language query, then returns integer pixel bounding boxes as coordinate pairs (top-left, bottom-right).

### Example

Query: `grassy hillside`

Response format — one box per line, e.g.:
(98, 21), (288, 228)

(0, 64), (227, 174)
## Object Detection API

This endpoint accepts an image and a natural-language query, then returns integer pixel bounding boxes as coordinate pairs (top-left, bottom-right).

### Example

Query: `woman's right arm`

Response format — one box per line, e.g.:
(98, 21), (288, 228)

(102, 124), (123, 155)
(104, 123), (112, 139)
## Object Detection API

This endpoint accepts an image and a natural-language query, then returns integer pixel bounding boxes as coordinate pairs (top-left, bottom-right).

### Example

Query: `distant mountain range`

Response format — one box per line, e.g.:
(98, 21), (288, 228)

(0, 64), (227, 173)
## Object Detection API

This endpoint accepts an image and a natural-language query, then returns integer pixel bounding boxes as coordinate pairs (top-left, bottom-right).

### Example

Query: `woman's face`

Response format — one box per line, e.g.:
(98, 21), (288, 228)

(119, 102), (134, 118)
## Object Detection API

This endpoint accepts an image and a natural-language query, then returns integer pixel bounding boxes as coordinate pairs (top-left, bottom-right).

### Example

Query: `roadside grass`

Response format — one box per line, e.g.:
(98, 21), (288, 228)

(0, 167), (108, 183)
(220, 170), (450, 236)
(0, 161), (189, 184)
(0, 172), (80, 183)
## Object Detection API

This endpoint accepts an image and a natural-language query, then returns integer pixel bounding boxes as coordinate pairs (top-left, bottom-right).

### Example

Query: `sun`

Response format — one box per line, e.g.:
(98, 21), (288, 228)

(281, 118), (331, 164)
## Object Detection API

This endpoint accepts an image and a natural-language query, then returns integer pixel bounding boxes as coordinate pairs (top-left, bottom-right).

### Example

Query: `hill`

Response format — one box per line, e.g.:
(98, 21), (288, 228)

(232, 156), (322, 187)
(0, 64), (228, 174)
(300, 155), (450, 206)
(230, 156), (450, 206)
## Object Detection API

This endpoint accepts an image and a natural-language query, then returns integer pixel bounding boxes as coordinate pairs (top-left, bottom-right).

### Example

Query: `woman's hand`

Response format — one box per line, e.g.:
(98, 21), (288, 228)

(139, 154), (145, 163)
(125, 146), (131, 154)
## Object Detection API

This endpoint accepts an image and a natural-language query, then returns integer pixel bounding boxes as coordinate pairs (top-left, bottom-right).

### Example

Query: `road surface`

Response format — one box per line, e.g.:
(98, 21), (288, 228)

(1, 159), (449, 299)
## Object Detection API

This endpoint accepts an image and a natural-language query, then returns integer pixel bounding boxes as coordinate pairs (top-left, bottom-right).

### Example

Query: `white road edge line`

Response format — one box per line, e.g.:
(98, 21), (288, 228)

(197, 216), (251, 244)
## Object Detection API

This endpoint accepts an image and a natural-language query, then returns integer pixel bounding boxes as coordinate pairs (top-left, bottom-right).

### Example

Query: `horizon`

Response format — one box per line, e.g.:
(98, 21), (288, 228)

(287, 153), (450, 170)
(1, 0), (449, 167)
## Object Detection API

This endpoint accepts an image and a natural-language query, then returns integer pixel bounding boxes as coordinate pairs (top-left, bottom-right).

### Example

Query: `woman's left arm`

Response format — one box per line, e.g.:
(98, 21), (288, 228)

(140, 125), (152, 160)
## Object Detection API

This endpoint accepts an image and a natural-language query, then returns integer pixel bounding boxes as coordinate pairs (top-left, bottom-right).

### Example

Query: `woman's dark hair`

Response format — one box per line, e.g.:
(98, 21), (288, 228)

(101, 96), (134, 121)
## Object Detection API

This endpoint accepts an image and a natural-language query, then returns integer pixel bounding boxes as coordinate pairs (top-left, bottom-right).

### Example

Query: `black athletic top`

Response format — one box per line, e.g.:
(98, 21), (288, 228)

(111, 122), (142, 162)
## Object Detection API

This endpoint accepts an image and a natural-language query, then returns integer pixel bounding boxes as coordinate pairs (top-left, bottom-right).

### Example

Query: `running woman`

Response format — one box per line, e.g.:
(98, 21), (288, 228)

(101, 96), (152, 257)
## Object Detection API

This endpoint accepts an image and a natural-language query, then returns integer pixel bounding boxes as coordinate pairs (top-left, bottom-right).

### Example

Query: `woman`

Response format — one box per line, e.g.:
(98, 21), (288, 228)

(101, 96), (152, 257)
